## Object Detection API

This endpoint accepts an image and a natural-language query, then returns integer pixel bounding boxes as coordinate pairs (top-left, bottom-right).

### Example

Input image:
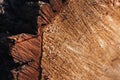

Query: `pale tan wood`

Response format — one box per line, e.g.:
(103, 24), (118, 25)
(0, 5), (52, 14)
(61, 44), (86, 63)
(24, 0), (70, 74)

(41, 0), (120, 80)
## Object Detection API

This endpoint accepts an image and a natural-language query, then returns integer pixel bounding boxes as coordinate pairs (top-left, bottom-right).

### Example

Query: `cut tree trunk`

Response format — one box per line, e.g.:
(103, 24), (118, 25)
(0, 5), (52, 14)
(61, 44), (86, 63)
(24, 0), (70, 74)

(3, 0), (120, 80)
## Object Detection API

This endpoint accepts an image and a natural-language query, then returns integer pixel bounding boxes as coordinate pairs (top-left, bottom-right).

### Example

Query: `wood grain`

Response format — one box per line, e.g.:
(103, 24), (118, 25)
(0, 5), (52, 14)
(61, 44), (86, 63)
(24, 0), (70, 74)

(7, 0), (120, 80)
(41, 0), (120, 80)
(10, 33), (42, 80)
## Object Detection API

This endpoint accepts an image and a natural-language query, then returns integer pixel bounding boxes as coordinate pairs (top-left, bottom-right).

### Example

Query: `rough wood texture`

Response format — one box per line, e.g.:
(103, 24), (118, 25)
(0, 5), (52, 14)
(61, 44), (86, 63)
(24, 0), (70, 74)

(10, 33), (42, 80)
(2, 0), (120, 80)
(41, 0), (120, 80)
(0, 0), (64, 80)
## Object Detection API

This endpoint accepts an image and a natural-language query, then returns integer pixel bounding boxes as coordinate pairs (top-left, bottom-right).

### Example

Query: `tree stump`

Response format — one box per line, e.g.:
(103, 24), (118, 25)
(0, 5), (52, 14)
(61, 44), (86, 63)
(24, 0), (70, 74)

(1, 0), (120, 80)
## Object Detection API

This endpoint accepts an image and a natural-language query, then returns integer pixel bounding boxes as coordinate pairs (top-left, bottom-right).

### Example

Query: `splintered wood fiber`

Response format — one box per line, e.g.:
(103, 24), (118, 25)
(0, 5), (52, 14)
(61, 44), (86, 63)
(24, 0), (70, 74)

(41, 0), (120, 80)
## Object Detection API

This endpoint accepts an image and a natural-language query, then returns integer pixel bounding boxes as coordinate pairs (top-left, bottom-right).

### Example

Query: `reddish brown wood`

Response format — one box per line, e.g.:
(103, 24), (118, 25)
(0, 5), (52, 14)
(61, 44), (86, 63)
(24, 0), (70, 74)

(49, 0), (63, 11)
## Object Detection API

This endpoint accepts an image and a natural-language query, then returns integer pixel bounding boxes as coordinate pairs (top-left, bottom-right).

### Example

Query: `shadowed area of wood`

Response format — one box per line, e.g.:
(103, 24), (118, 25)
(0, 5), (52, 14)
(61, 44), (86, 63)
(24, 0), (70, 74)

(41, 0), (120, 80)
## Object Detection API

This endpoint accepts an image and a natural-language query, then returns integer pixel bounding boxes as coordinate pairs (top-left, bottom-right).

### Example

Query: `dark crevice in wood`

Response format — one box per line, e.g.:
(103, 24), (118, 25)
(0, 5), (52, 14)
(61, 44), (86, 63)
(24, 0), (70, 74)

(62, 0), (66, 3)
(41, 0), (50, 3)
(38, 28), (43, 80)
(0, 38), (15, 80)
